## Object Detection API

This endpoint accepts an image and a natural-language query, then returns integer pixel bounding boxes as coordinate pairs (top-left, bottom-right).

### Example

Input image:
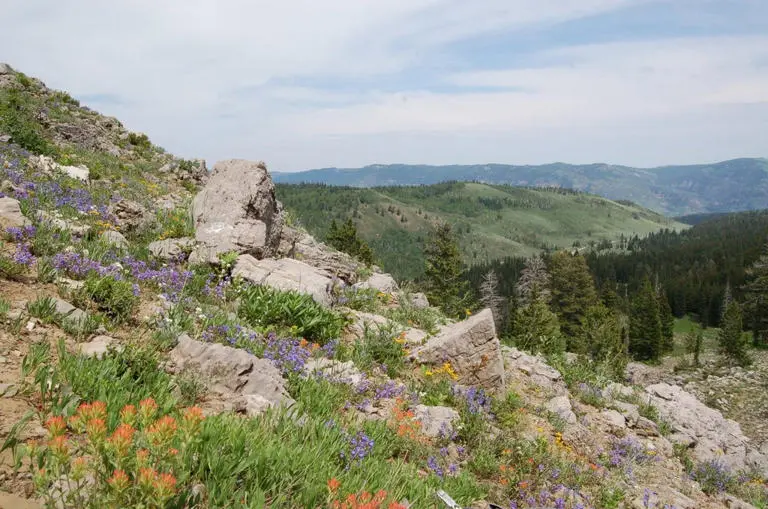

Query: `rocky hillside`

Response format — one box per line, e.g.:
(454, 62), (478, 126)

(273, 159), (768, 217)
(0, 64), (766, 509)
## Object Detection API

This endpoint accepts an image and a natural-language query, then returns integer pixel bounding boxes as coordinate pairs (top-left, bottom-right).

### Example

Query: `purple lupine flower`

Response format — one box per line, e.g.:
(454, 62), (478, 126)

(12, 243), (35, 266)
(427, 456), (443, 479)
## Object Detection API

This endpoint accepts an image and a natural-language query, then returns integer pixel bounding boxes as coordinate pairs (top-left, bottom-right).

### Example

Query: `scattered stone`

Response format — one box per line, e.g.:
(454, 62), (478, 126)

(277, 226), (360, 283)
(600, 409), (627, 430)
(108, 199), (151, 233)
(719, 493), (759, 509)
(413, 404), (459, 437)
(646, 383), (767, 474)
(190, 159), (284, 264)
(100, 229), (128, 248)
(169, 335), (293, 417)
(545, 396), (577, 425)
(0, 383), (17, 397)
(0, 196), (29, 228)
(411, 309), (505, 390)
(354, 273), (398, 294)
(612, 400), (640, 426)
(502, 346), (566, 395)
(59, 164), (89, 182)
(304, 358), (365, 386)
(233, 255), (333, 306)
(148, 237), (194, 261)
(634, 416), (660, 437)
(630, 487), (697, 509)
(409, 292), (430, 309)
(604, 382), (635, 400)
(77, 335), (121, 359)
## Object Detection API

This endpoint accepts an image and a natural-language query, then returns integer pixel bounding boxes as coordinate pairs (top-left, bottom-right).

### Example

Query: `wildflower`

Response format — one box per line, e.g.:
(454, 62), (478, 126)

(138, 467), (158, 491)
(148, 415), (177, 447)
(139, 398), (158, 423)
(108, 469), (130, 492)
(48, 435), (69, 460)
(327, 478), (341, 492)
(109, 423), (136, 458)
(45, 416), (67, 438)
(71, 457), (88, 482)
(85, 418), (107, 442)
(136, 449), (151, 468)
(181, 406), (205, 433)
(120, 404), (137, 426)
(154, 472), (177, 500)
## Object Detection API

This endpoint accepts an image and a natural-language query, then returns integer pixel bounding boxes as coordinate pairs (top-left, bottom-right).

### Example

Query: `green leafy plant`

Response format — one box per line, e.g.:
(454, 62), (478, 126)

(83, 275), (138, 323)
(238, 285), (347, 343)
(26, 296), (58, 324)
(351, 324), (407, 377)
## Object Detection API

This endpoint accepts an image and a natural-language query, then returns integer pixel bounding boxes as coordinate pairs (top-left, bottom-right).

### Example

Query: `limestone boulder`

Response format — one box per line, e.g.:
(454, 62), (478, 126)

(411, 309), (504, 390)
(108, 199), (151, 233)
(148, 237), (194, 261)
(190, 159), (283, 264)
(413, 405), (460, 437)
(232, 255), (333, 306)
(169, 335), (293, 416)
(354, 273), (398, 294)
(278, 226), (359, 283)
(0, 197), (29, 228)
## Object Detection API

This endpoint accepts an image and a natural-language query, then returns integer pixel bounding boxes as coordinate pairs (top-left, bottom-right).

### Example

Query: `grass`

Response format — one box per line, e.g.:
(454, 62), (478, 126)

(670, 316), (720, 357)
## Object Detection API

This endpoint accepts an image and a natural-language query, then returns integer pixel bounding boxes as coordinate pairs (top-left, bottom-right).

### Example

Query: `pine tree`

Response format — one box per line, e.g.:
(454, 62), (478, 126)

(629, 278), (663, 361)
(658, 289), (675, 353)
(512, 299), (564, 355)
(326, 218), (375, 266)
(479, 269), (506, 331)
(423, 222), (471, 318)
(684, 325), (704, 367)
(718, 300), (751, 366)
(548, 251), (598, 347)
(579, 304), (628, 378)
(743, 242), (768, 347)
(516, 255), (551, 306)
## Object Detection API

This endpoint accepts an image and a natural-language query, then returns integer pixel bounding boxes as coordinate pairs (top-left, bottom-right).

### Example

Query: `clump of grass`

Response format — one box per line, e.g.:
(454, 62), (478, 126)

(26, 296), (58, 324)
(238, 285), (347, 344)
(82, 274), (138, 324)
(350, 323), (407, 377)
(385, 298), (445, 334)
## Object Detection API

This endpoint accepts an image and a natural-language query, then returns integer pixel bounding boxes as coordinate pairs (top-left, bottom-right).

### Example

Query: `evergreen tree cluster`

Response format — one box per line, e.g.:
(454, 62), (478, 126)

(326, 219), (375, 266)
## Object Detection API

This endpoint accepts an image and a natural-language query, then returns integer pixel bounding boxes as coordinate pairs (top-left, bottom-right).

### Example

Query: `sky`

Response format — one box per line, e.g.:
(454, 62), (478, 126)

(2, 0), (768, 171)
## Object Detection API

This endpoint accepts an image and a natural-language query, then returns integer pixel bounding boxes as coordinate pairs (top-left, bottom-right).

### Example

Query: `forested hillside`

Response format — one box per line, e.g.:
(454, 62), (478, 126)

(273, 158), (768, 216)
(277, 182), (683, 280)
(467, 210), (768, 328)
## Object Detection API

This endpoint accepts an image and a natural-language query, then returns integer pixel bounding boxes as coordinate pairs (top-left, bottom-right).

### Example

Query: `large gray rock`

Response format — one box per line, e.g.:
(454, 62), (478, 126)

(646, 383), (767, 475)
(413, 404), (460, 437)
(545, 395), (577, 424)
(0, 197), (29, 228)
(190, 160), (283, 264)
(100, 230), (128, 248)
(408, 292), (430, 309)
(354, 273), (398, 294)
(148, 237), (194, 261)
(411, 309), (505, 390)
(77, 335), (121, 359)
(278, 226), (359, 283)
(108, 199), (151, 233)
(169, 335), (293, 416)
(502, 346), (566, 395)
(233, 255), (333, 306)
(303, 358), (365, 386)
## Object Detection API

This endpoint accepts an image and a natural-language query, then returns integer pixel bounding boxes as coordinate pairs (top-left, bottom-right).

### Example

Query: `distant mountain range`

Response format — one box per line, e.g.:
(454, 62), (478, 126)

(273, 158), (768, 216)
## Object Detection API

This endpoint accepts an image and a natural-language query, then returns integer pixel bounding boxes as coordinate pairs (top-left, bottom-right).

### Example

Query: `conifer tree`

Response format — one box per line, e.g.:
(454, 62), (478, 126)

(743, 242), (768, 347)
(629, 278), (663, 361)
(479, 269), (506, 331)
(326, 218), (375, 266)
(580, 304), (628, 378)
(423, 222), (471, 318)
(658, 289), (675, 353)
(548, 250), (598, 347)
(512, 299), (564, 355)
(684, 325), (704, 367)
(515, 255), (551, 306)
(718, 300), (751, 366)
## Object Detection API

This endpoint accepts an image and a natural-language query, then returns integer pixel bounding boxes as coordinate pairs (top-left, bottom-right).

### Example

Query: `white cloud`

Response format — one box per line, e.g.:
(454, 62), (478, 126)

(1, 1), (766, 170)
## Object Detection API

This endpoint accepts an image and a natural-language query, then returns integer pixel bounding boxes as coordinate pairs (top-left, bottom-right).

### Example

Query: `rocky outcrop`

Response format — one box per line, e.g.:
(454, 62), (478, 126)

(646, 383), (768, 475)
(545, 396), (577, 424)
(148, 237), (194, 261)
(169, 335), (293, 417)
(278, 226), (359, 283)
(411, 309), (505, 390)
(159, 158), (208, 185)
(232, 255), (333, 306)
(303, 358), (365, 386)
(502, 346), (566, 395)
(0, 197), (29, 228)
(108, 199), (151, 233)
(28, 155), (89, 182)
(413, 405), (460, 437)
(77, 336), (121, 359)
(190, 159), (283, 264)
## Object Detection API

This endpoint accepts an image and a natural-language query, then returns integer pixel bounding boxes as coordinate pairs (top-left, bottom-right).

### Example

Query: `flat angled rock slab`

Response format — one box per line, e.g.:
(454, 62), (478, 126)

(411, 308), (505, 390)
(0, 197), (29, 228)
(233, 255), (333, 306)
(169, 335), (293, 416)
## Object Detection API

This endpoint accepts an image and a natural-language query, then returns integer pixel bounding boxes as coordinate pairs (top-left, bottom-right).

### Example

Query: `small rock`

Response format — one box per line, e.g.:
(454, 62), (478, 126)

(25, 320), (35, 331)
(409, 292), (430, 309)
(77, 336), (121, 359)
(100, 229), (128, 248)
(353, 273), (398, 294)
(413, 405), (460, 437)
(600, 409), (627, 430)
(0, 196), (29, 228)
(0, 383), (17, 397)
(148, 237), (194, 261)
(545, 395), (577, 424)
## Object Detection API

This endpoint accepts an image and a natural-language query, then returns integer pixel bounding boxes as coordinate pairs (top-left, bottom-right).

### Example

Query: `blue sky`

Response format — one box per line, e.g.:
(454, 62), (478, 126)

(2, 0), (767, 171)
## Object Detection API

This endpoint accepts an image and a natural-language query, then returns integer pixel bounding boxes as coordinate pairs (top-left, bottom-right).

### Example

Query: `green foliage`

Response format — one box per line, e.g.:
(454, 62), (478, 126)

(510, 299), (564, 355)
(60, 313), (101, 341)
(326, 218), (375, 265)
(238, 285), (347, 343)
(743, 241), (768, 347)
(578, 305), (628, 378)
(384, 297), (445, 334)
(0, 88), (57, 156)
(684, 324), (704, 366)
(26, 296), (58, 324)
(658, 289), (675, 353)
(718, 300), (751, 366)
(127, 132), (152, 150)
(629, 278), (663, 361)
(83, 274), (139, 323)
(350, 324), (406, 378)
(423, 222), (472, 319)
(154, 206), (194, 240)
(0, 297), (10, 318)
(548, 251), (597, 344)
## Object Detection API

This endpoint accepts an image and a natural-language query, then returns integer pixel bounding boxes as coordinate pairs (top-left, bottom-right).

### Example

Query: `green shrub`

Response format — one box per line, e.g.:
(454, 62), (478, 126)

(26, 296), (58, 324)
(238, 285), (347, 343)
(0, 89), (57, 156)
(83, 275), (138, 323)
(127, 132), (152, 149)
(60, 313), (100, 341)
(385, 299), (445, 334)
(351, 324), (406, 377)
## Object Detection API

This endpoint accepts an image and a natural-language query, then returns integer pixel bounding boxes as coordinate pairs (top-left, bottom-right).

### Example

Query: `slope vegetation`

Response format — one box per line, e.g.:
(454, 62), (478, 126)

(277, 182), (686, 280)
